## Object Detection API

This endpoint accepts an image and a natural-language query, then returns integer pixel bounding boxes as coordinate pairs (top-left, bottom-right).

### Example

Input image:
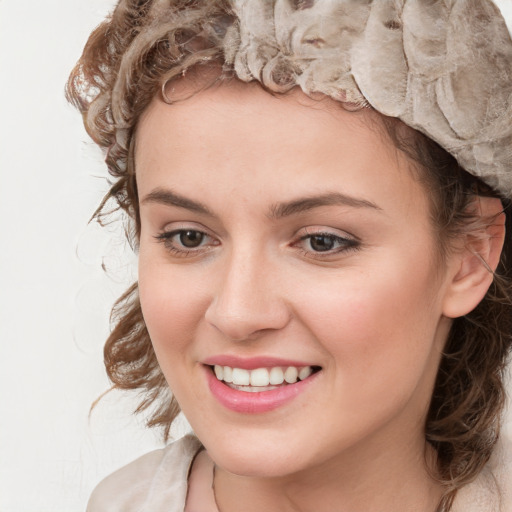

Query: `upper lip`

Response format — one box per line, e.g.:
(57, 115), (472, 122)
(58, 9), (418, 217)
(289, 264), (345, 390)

(202, 355), (319, 370)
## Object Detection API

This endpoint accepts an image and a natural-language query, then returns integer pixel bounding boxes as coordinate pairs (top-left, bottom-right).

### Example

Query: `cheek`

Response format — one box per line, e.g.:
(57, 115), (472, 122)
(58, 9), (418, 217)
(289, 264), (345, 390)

(138, 257), (210, 359)
(294, 257), (444, 396)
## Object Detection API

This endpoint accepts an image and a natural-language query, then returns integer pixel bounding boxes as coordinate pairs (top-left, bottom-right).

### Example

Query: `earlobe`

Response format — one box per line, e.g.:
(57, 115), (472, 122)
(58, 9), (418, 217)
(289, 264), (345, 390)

(442, 197), (505, 319)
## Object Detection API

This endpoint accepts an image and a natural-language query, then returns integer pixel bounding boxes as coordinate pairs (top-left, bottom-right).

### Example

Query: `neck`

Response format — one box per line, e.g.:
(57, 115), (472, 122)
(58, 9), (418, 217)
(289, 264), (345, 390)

(213, 435), (444, 512)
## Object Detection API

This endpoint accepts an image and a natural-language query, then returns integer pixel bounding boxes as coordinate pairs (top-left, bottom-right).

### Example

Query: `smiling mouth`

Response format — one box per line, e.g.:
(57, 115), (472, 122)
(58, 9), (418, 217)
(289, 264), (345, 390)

(209, 364), (322, 392)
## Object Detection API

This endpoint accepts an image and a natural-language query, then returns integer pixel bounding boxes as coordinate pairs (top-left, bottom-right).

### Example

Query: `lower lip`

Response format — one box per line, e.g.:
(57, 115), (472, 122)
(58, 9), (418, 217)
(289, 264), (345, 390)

(204, 366), (319, 413)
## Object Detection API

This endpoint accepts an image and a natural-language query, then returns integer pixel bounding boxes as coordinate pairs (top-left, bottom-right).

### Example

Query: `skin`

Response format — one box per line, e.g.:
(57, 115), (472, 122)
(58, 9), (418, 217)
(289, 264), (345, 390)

(135, 80), (499, 512)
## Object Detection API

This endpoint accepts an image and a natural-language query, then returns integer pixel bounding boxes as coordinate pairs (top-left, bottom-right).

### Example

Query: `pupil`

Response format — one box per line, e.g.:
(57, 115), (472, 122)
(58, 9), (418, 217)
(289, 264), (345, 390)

(180, 230), (204, 248)
(310, 235), (334, 252)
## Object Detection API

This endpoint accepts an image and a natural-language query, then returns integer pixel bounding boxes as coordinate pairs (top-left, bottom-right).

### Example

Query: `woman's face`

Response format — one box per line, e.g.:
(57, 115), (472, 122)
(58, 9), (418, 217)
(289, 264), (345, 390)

(136, 81), (457, 477)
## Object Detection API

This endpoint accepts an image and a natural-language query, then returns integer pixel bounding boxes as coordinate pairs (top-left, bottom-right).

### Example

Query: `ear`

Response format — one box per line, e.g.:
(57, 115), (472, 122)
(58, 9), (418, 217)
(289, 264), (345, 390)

(442, 197), (506, 319)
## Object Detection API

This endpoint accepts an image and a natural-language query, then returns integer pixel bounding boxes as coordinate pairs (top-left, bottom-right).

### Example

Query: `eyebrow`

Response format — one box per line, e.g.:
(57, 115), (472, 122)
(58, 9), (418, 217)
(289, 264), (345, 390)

(140, 188), (381, 218)
(269, 192), (382, 219)
(141, 188), (213, 216)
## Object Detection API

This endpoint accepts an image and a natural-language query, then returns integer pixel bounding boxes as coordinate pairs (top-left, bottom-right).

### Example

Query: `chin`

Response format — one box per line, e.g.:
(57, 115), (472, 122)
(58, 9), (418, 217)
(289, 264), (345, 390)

(198, 429), (315, 478)
(215, 451), (301, 478)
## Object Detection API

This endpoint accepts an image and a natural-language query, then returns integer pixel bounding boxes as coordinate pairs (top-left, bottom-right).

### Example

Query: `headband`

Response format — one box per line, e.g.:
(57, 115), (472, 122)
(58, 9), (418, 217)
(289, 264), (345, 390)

(222, 0), (512, 197)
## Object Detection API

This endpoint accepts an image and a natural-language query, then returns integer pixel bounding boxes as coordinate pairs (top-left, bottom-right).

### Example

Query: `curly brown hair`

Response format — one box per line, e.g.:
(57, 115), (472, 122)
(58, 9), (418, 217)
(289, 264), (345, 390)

(67, 1), (512, 509)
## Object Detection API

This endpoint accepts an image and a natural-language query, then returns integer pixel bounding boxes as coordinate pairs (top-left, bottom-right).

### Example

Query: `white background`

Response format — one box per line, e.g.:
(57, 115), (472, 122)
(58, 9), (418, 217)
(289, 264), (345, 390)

(1, 1), (512, 510)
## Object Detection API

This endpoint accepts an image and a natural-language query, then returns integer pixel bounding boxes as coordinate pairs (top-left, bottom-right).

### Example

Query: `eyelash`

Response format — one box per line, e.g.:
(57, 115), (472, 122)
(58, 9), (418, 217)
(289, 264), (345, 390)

(295, 230), (361, 257)
(154, 228), (361, 258)
(155, 229), (218, 257)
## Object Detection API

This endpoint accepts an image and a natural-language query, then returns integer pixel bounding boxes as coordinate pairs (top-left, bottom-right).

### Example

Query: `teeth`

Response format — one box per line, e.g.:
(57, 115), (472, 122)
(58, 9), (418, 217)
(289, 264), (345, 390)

(223, 366), (233, 383)
(232, 368), (250, 386)
(214, 365), (224, 380)
(229, 384), (280, 393)
(213, 365), (316, 388)
(299, 366), (313, 380)
(250, 368), (270, 387)
(269, 367), (284, 385)
(284, 366), (298, 384)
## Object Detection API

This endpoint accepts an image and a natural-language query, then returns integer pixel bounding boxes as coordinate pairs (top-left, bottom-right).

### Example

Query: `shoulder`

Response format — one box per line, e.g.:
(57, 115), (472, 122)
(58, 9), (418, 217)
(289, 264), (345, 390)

(86, 434), (203, 512)
(452, 432), (512, 512)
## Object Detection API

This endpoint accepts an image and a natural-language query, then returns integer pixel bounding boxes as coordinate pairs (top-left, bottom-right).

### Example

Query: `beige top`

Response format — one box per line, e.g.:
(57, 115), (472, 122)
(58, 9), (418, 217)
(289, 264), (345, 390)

(87, 434), (512, 512)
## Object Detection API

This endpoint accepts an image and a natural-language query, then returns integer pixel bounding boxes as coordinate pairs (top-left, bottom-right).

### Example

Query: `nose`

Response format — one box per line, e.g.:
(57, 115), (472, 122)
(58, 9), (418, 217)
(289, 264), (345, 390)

(204, 249), (291, 341)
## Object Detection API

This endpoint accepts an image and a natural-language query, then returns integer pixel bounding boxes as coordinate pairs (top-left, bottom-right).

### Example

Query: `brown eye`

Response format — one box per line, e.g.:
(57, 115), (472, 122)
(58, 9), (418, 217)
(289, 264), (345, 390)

(296, 231), (360, 257)
(309, 235), (336, 252)
(179, 230), (205, 248)
(155, 228), (217, 256)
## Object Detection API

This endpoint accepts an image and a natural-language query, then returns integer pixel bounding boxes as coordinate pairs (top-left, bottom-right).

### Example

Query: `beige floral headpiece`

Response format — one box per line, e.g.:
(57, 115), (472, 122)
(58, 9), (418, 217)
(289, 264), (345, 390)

(223, 0), (512, 197)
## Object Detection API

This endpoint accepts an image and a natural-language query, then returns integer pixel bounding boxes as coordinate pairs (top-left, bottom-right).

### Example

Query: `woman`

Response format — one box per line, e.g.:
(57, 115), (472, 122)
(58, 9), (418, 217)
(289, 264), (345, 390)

(67, 1), (512, 511)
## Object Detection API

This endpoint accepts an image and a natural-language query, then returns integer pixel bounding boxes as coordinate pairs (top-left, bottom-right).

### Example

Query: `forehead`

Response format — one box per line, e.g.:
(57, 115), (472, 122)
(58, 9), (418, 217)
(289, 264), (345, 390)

(138, 78), (385, 156)
(135, 80), (428, 221)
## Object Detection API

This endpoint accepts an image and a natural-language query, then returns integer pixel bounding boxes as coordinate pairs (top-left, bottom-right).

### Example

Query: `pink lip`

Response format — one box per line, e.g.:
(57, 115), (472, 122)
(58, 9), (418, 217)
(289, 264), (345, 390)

(203, 365), (320, 414)
(202, 355), (316, 370)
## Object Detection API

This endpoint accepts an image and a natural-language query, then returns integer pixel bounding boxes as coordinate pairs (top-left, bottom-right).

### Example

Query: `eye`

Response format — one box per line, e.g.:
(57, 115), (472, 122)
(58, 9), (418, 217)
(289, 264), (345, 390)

(155, 228), (218, 256)
(295, 230), (360, 256)
(307, 234), (340, 252)
(176, 230), (206, 248)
